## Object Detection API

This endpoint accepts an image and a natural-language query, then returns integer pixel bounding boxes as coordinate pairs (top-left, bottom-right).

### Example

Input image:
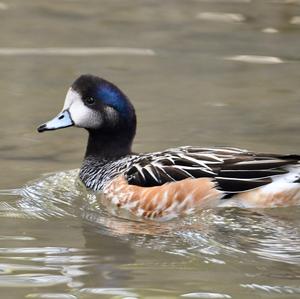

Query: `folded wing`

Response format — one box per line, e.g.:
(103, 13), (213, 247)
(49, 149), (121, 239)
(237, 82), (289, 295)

(125, 146), (300, 194)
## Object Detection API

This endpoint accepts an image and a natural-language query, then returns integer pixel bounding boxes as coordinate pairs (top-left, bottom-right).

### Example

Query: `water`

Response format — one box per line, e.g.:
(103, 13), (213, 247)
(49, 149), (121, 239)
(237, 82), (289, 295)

(1, 0), (300, 298)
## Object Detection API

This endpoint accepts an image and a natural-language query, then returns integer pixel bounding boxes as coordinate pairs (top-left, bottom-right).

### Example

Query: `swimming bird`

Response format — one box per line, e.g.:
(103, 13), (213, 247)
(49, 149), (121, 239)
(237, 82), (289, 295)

(37, 74), (300, 220)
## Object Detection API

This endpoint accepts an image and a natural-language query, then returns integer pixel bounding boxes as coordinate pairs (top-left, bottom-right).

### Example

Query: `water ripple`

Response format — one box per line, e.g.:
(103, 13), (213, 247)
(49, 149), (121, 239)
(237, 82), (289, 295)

(0, 170), (81, 219)
(1, 170), (300, 269)
(80, 287), (138, 296)
(181, 292), (231, 298)
(0, 274), (71, 287)
(27, 294), (77, 299)
(240, 283), (300, 295)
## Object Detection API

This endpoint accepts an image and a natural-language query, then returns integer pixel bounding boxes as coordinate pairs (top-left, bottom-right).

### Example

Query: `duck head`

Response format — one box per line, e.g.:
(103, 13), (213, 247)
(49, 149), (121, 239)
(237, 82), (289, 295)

(37, 74), (137, 157)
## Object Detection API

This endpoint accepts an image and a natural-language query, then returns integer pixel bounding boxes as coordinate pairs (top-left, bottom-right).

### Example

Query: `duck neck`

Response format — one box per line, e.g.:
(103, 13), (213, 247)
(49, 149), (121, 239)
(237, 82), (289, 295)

(84, 129), (134, 162)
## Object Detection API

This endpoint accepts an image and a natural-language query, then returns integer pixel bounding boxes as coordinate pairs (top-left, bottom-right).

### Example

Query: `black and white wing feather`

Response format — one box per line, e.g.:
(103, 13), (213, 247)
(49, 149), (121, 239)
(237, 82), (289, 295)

(125, 146), (300, 194)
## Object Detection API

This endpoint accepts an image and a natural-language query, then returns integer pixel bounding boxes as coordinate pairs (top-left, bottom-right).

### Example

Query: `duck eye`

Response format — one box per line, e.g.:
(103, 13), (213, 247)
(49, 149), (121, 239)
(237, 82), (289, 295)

(86, 97), (95, 105)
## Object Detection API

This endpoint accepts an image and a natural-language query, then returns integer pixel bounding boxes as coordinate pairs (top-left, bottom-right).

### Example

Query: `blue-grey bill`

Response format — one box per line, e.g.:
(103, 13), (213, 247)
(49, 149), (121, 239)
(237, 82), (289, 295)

(37, 110), (74, 133)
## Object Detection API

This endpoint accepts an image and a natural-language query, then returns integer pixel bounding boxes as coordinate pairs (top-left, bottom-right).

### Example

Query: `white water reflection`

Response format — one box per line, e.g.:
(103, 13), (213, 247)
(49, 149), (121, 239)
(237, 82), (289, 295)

(0, 236), (35, 241)
(225, 55), (284, 64)
(0, 48), (156, 56)
(0, 2), (7, 10)
(181, 292), (231, 298)
(240, 284), (300, 295)
(27, 294), (77, 299)
(0, 274), (71, 287)
(262, 27), (279, 33)
(196, 12), (246, 22)
(290, 16), (300, 24)
(80, 287), (138, 296)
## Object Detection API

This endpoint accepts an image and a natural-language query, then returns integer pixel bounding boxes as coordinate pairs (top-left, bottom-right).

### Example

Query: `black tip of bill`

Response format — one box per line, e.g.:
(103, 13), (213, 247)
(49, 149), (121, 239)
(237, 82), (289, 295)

(37, 124), (47, 133)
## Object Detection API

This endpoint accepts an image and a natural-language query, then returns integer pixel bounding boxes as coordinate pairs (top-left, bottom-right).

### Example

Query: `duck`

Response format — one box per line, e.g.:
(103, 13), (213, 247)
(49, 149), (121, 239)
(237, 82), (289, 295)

(37, 74), (300, 220)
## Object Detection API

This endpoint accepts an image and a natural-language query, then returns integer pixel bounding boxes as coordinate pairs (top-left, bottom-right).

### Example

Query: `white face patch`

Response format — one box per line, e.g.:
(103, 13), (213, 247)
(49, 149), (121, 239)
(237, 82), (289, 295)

(63, 88), (102, 129)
